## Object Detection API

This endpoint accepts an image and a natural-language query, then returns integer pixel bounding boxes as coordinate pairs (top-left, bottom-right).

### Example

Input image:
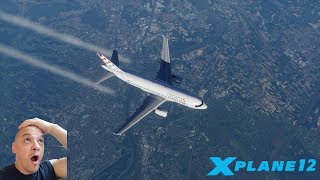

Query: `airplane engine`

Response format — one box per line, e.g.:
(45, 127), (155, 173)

(155, 108), (168, 117)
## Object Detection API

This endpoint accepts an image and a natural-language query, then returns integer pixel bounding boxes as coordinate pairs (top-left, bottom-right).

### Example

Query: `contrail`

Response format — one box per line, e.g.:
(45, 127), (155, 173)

(0, 44), (114, 95)
(0, 10), (130, 63)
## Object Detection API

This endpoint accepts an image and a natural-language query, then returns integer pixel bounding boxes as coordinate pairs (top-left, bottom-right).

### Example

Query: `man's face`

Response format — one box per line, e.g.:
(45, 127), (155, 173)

(12, 126), (44, 175)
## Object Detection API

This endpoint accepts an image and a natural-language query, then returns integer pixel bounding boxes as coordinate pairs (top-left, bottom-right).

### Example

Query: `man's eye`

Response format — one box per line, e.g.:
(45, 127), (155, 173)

(25, 138), (31, 142)
(39, 139), (44, 144)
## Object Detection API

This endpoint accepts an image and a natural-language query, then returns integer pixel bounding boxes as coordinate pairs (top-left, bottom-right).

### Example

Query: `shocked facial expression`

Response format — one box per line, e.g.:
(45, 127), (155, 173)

(12, 126), (44, 175)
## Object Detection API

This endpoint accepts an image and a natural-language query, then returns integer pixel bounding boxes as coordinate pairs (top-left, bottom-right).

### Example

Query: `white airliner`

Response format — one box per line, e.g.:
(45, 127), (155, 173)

(97, 37), (207, 135)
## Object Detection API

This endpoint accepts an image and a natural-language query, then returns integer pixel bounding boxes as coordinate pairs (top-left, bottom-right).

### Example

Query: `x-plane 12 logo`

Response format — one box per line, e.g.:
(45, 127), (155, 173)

(208, 157), (317, 176)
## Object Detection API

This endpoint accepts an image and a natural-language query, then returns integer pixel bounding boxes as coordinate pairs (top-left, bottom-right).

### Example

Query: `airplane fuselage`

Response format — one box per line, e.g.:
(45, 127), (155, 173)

(102, 65), (206, 109)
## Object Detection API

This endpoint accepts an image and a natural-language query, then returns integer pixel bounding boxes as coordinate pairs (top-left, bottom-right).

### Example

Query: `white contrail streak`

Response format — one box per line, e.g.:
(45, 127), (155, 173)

(0, 10), (130, 63)
(0, 44), (114, 95)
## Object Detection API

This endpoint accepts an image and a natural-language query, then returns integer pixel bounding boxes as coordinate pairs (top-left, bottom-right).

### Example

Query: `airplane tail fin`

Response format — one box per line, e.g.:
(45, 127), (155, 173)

(111, 50), (119, 66)
(97, 51), (123, 73)
(161, 36), (170, 63)
(156, 36), (172, 85)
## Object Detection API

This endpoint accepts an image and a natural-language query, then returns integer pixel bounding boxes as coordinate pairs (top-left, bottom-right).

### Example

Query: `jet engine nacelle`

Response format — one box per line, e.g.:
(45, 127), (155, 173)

(155, 108), (168, 117)
(172, 74), (183, 84)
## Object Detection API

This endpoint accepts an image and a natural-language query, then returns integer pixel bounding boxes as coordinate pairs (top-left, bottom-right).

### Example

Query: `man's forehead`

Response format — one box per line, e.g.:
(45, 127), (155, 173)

(16, 126), (44, 139)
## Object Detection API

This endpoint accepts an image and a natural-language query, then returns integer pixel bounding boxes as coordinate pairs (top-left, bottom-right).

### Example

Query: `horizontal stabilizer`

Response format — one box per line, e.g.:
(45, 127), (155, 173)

(172, 74), (183, 84)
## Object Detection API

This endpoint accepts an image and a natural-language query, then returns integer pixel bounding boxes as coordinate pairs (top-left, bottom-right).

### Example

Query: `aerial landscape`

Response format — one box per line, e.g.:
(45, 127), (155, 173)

(0, 0), (319, 179)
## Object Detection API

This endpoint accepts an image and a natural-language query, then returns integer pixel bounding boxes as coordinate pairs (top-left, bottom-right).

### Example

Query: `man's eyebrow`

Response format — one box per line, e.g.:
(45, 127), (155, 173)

(22, 134), (44, 138)
(22, 133), (30, 137)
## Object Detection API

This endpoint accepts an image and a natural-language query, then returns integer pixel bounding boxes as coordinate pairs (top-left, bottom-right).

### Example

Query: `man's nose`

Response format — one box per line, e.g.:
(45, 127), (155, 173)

(32, 141), (41, 151)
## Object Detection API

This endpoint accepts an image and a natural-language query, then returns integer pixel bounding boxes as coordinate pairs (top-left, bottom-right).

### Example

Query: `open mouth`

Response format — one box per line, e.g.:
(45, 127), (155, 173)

(31, 155), (39, 163)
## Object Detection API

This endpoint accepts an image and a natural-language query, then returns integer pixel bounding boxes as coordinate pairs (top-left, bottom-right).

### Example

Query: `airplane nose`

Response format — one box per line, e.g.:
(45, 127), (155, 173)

(195, 100), (207, 109)
(201, 103), (207, 109)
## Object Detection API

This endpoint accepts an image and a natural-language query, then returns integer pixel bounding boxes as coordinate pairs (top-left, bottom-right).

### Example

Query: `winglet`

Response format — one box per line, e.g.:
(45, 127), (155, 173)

(112, 132), (122, 136)
(107, 129), (122, 136)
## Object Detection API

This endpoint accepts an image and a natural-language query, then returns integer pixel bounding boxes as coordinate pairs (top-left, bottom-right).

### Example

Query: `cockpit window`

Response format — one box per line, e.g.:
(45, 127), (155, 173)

(195, 100), (203, 107)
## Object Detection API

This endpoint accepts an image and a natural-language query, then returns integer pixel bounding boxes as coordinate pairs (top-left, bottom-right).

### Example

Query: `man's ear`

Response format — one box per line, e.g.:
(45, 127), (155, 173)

(12, 142), (16, 154)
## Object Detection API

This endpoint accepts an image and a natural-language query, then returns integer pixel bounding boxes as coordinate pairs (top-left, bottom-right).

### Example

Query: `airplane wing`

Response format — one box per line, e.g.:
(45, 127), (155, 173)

(114, 95), (166, 135)
(156, 36), (172, 85)
(96, 72), (114, 84)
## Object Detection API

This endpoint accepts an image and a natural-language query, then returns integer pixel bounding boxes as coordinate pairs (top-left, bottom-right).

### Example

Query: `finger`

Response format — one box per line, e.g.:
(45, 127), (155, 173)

(33, 117), (44, 121)
(18, 119), (34, 129)
(18, 121), (28, 129)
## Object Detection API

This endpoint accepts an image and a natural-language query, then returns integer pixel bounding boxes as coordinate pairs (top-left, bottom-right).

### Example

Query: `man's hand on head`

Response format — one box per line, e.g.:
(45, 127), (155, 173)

(19, 117), (67, 149)
(18, 118), (54, 134)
